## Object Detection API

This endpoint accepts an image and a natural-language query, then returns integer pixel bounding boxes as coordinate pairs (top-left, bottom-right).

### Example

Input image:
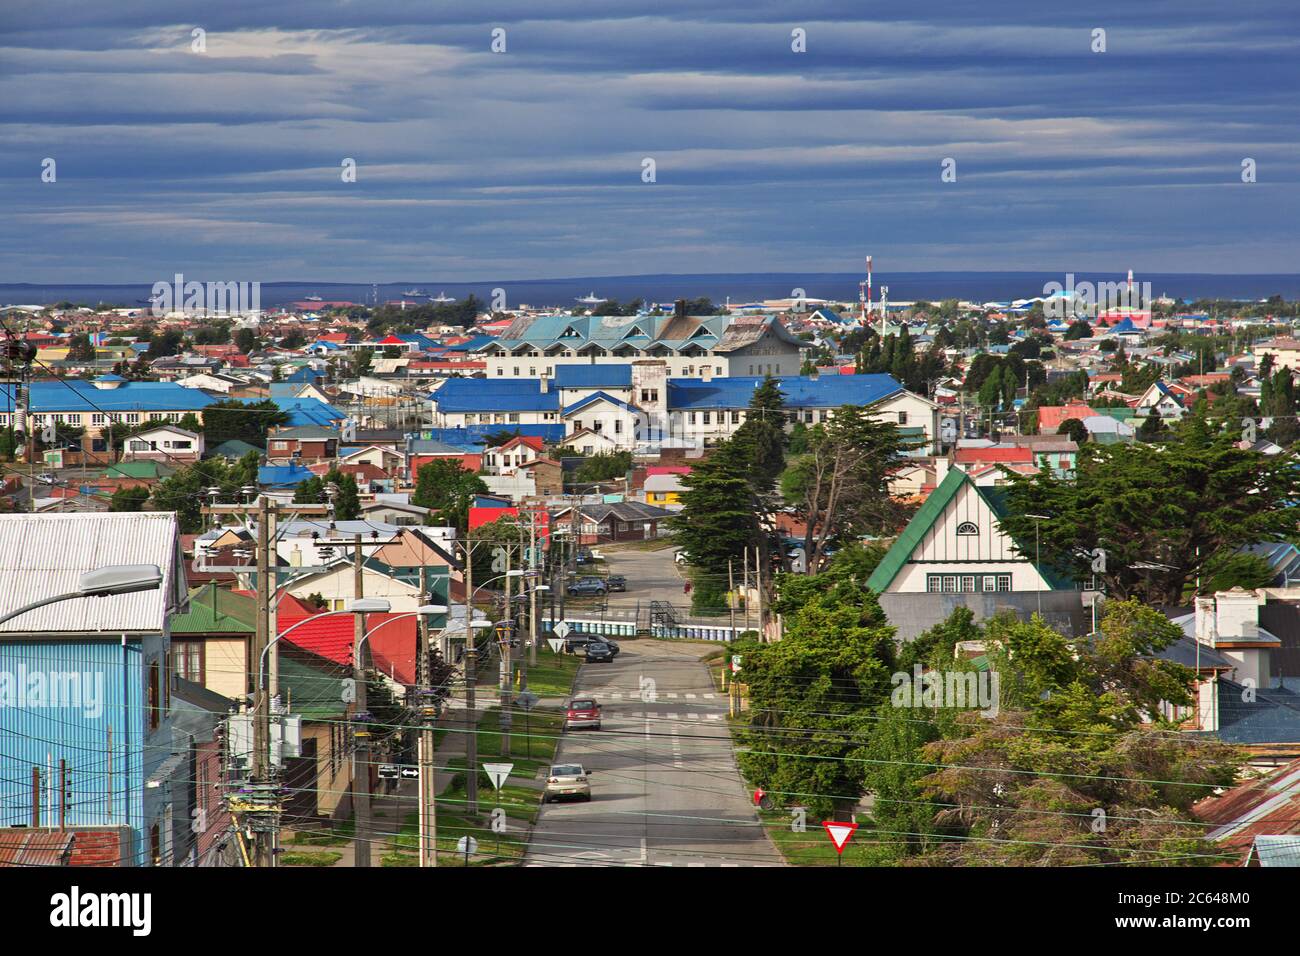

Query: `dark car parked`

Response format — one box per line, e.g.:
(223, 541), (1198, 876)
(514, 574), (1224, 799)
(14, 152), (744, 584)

(584, 641), (616, 663)
(605, 574), (627, 592)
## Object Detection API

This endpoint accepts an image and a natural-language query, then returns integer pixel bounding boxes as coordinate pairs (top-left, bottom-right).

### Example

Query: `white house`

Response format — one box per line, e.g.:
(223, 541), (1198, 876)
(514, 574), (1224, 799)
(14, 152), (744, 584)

(866, 467), (1064, 594)
(122, 424), (205, 463)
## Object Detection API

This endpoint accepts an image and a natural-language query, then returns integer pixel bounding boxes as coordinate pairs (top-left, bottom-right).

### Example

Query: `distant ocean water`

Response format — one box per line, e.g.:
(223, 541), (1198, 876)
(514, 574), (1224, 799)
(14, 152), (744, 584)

(3, 272), (1300, 310)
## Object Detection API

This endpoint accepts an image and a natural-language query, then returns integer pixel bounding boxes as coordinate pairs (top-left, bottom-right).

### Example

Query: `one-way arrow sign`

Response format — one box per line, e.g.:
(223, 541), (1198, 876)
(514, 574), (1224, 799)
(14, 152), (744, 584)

(822, 821), (858, 855)
(400, 766), (419, 779)
(482, 762), (514, 790)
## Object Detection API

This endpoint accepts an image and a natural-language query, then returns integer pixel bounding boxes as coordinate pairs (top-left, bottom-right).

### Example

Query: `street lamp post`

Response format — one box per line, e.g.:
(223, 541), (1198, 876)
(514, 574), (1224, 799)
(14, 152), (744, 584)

(0, 564), (163, 626)
(1025, 514), (1051, 617)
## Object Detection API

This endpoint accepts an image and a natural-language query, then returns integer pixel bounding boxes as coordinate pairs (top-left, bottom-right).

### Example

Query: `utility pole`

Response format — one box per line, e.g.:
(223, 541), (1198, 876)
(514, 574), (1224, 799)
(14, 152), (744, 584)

(351, 534), (373, 867)
(417, 564), (437, 867)
(252, 496), (271, 866)
(728, 558), (736, 636)
(500, 542), (513, 757)
(528, 512), (539, 667)
(463, 539), (478, 815)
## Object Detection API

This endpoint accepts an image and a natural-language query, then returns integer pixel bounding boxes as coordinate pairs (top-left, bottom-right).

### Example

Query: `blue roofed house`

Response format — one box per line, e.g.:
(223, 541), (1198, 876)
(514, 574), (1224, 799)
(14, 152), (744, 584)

(0, 512), (190, 866)
(0, 378), (215, 463)
(431, 361), (938, 455)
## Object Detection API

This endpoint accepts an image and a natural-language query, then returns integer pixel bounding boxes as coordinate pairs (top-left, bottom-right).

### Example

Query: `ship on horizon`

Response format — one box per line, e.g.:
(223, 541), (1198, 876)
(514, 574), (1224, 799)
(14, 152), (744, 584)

(575, 291), (606, 305)
(429, 291), (456, 303)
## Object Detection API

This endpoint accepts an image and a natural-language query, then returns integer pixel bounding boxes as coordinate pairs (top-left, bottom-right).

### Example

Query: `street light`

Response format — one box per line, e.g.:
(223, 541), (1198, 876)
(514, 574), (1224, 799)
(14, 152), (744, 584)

(258, 597), (392, 690)
(0, 563), (163, 626)
(1025, 514), (1051, 617)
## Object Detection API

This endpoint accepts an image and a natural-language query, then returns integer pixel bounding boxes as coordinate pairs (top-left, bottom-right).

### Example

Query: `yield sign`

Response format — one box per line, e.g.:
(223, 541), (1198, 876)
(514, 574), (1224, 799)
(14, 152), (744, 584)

(483, 762), (514, 790)
(822, 821), (858, 855)
(547, 638), (566, 653)
(553, 621), (572, 640)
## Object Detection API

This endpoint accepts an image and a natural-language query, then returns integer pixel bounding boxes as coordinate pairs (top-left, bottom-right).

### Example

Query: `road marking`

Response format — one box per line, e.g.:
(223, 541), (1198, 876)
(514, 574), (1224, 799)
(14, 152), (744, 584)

(639, 838), (647, 866)
(706, 714), (722, 720)
(666, 693), (678, 699)
(685, 693), (697, 699)
(704, 693), (717, 700)
(687, 713), (700, 720)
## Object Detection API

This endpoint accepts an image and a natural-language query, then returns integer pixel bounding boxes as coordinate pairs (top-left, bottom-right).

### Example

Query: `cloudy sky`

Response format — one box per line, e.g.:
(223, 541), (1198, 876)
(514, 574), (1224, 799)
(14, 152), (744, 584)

(2, 1), (1297, 283)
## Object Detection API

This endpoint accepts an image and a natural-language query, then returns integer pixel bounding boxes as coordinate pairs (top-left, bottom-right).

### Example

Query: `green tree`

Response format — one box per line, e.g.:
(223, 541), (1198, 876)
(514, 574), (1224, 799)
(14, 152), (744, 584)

(1001, 417), (1300, 603)
(234, 328), (259, 354)
(412, 459), (487, 532)
(201, 399), (288, 447)
(149, 451), (261, 533)
(780, 407), (912, 572)
(1057, 418), (1088, 443)
(109, 485), (150, 512)
(734, 570), (899, 818)
(730, 376), (788, 495)
(571, 451), (631, 486)
(67, 333), (98, 361)
(669, 440), (761, 580)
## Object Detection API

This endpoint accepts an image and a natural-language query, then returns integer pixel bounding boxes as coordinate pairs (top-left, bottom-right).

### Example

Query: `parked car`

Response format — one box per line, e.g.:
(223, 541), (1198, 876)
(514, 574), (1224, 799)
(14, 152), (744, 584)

(606, 574), (627, 592)
(674, 549), (689, 566)
(34, 473), (57, 485)
(575, 547), (595, 564)
(584, 641), (616, 663)
(568, 577), (608, 596)
(565, 698), (602, 731)
(544, 764), (592, 803)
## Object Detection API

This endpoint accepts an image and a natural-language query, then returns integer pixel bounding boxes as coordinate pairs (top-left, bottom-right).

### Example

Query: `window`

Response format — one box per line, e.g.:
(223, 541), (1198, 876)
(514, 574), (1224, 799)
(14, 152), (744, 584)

(996, 575), (1011, 592)
(731, 410), (741, 424)
(898, 411), (908, 425)
(702, 412), (711, 425)
(961, 575), (976, 592)
(956, 521), (979, 536)
(147, 660), (161, 731)
(982, 575), (998, 592)
(173, 640), (204, 684)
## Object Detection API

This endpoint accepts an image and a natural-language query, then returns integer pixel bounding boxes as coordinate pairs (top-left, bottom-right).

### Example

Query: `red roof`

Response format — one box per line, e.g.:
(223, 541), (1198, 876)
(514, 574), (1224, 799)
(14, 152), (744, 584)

(646, 465), (691, 476)
(274, 605), (419, 685)
(1037, 404), (1099, 431)
(953, 446), (1034, 465)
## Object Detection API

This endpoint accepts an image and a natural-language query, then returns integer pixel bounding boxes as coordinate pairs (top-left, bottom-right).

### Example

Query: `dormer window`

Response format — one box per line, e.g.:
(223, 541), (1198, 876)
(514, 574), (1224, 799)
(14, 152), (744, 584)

(956, 521), (979, 536)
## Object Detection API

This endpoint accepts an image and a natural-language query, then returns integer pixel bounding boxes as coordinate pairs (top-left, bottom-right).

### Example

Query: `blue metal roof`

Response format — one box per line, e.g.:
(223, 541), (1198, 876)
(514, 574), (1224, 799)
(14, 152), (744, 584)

(284, 366), (323, 383)
(424, 424), (566, 445)
(562, 390), (639, 417)
(0, 380), (214, 413)
(432, 377), (559, 412)
(666, 373), (903, 410)
(552, 364), (633, 389)
(258, 464), (317, 487)
(444, 334), (497, 353)
(260, 396), (344, 426)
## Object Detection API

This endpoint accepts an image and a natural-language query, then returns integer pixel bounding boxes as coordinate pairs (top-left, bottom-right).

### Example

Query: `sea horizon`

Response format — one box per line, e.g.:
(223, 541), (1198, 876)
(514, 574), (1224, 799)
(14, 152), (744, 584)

(4, 271), (1300, 311)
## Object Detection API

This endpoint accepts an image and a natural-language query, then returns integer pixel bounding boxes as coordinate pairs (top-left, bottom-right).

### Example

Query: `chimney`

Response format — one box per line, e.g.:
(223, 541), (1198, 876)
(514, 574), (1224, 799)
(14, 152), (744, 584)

(1193, 596), (1217, 646)
(674, 299), (687, 318)
(539, 374), (549, 394)
(701, 366), (713, 383)
(934, 455), (950, 485)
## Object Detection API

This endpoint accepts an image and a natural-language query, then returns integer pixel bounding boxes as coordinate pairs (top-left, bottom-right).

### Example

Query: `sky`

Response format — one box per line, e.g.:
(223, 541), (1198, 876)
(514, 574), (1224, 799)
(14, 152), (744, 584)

(1, 1), (1298, 283)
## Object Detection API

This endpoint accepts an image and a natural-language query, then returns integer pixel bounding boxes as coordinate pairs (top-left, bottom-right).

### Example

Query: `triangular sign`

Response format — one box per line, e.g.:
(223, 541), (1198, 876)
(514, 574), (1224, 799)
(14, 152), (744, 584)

(548, 638), (565, 653)
(483, 762), (514, 790)
(822, 821), (858, 854)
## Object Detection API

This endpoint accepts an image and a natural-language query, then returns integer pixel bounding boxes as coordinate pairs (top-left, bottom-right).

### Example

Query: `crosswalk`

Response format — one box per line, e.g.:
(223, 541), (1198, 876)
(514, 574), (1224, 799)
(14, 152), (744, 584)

(584, 691), (718, 701)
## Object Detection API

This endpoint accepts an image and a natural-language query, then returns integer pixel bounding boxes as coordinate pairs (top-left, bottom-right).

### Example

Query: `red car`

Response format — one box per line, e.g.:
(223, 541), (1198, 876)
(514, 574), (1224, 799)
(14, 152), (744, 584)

(565, 697), (602, 731)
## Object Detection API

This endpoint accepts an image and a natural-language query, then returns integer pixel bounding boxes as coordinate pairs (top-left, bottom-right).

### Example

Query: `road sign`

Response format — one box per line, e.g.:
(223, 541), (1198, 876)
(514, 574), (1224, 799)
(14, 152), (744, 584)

(822, 820), (858, 855)
(553, 621), (572, 640)
(483, 762), (514, 790)
(730, 654), (742, 674)
(517, 691), (539, 711)
(547, 638), (565, 653)
(457, 835), (477, 859)
(399, 766), (419, 779)
(378, 764), (399, 780)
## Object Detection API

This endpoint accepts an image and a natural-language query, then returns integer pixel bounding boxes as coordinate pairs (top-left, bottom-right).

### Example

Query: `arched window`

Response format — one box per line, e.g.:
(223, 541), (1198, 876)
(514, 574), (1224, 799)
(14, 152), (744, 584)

(956, 521), (979, 536)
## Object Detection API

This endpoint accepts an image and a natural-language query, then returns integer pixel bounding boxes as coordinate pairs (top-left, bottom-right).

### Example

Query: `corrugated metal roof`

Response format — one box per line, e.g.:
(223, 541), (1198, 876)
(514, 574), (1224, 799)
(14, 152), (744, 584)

(0, 829), (74, 866)
(0, 512), (184, 633)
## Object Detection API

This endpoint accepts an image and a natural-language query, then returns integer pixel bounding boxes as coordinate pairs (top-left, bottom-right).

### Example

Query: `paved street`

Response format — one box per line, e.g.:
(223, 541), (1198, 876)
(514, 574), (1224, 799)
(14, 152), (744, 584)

(524, 640), (782, 867)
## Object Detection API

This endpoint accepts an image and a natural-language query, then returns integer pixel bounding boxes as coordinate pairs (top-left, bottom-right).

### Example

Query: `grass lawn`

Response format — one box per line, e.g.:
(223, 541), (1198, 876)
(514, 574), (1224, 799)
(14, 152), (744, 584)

(288, 829), (351, 848)
(387, 809), (528, 866)
(520, 651), (582, 698)
(445, 705), (565, 782)
(281, 850), (343, 867)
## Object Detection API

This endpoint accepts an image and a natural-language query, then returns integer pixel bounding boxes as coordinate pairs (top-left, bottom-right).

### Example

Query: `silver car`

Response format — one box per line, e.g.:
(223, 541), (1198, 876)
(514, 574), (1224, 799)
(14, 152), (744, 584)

(544, 763), (592, 803)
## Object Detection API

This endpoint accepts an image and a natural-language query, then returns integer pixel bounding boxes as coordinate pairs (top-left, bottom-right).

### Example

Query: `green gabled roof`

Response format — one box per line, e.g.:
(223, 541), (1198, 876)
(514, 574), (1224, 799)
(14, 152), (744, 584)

(279, 647), (349, 720)
(211, 439), (263, 458)
(867, 468), (968, 592)
(170, 582), (258, 634)
(105, 460), (173, 480)
(865, 468), (1074, 592)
